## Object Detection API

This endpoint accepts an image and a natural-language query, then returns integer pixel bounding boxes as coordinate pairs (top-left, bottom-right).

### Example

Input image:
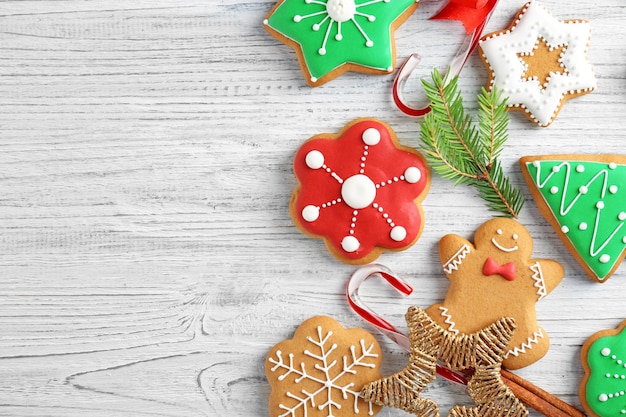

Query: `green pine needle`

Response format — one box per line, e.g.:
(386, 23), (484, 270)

(419, 69), (524, 218)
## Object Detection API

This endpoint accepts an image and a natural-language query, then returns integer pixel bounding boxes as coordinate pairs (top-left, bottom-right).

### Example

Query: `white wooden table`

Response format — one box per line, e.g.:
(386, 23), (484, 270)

(1, 1), (625, 416)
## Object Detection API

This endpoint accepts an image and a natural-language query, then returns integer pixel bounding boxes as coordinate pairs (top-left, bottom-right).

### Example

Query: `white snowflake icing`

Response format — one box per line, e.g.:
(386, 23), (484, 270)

(268, 325), (378, 417)
(293, 0), (391, 55)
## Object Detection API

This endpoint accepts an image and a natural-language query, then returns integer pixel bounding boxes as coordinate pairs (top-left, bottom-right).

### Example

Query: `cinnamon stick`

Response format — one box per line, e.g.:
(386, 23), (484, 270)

(501, 369), (586, 417)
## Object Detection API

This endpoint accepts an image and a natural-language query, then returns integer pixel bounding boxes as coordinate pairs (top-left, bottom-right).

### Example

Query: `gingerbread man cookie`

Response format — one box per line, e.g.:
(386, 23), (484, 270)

(425, 218), (564, 369)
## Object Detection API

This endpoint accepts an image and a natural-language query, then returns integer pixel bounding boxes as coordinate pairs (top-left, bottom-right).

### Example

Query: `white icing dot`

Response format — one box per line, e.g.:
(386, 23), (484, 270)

(610, 185), (618, 194)
(597, 201), (605, 209)
(326, 0), (357, 22)
(305, 150), (325, 169)
(341, 174), (376, 209)
(619, 212), (626, 221)
(361, 128), (380, 145)
(497, 229), (503, 235)
(599, 394), (609, 402)
(561, 225), (569, 233)
(390, 226), (407, 242)
(302, 205), (320, 222)
(550, 186), (559, 194)
(599, 254), (611, 264)
(576, 164), (585, 173)
(602, 348), (611, 356)
(579, 185), (588, 194)
(610, 162), (617, 169)
(341, 235), (360, 253)
(623, 236), (626, 244)
(552, 166), (561, 173)
(579, 222), (588, 231)
(365, 40), (373, 47)
(404, 167), (421, 183)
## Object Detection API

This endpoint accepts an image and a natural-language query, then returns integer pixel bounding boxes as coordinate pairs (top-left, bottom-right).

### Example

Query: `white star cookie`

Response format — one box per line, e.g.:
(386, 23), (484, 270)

(479, 1), (596, 127)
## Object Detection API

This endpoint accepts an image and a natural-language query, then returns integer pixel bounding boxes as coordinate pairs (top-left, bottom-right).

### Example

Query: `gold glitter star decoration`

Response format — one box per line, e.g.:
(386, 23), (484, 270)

(361, 306), (528, 417)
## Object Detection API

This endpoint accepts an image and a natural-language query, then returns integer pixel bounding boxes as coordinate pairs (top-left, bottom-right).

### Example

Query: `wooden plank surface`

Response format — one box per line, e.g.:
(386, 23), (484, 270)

(1, 0), (625, 415)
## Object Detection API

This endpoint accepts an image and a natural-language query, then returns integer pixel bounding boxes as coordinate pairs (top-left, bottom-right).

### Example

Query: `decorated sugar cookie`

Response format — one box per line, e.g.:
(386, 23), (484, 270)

(290, 118), (430, 264)
(266, 316), (382, 417)
(263, 0), (419, 87)
(580, 320), (626, 417)
(478, 1), (596, 127)
(520, 155), (626, 283)
(425, 218), (564, 370)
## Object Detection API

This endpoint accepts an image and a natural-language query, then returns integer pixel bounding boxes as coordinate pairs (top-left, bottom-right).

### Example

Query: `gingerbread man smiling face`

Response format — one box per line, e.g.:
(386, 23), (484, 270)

(425, 218), (564, 369)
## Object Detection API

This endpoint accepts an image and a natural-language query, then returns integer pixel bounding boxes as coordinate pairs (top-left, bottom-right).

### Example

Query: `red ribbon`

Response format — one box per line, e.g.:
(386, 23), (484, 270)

(431, 0), (498, 35)
(482, 257), (517, 281)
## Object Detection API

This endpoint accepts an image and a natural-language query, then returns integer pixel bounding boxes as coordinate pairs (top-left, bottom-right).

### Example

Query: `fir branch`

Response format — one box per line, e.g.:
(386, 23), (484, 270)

(419, 70), (524, 218)
(477, 86), (509, 168)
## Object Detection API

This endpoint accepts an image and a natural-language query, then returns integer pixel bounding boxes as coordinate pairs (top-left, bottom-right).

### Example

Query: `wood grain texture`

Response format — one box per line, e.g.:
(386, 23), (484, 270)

(0, 0), (625, 416)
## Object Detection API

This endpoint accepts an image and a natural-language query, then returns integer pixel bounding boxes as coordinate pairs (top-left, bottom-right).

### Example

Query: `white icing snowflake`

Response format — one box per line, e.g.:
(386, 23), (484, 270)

(293, 0), (391, 56)
(268, 325), (379, 417)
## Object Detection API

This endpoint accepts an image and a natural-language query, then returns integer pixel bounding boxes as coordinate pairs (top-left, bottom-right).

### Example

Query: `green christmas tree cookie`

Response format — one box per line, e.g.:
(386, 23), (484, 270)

(263, 0), (418, 87)
(580, 320), (626, 417)
(520, 155), (626, 283)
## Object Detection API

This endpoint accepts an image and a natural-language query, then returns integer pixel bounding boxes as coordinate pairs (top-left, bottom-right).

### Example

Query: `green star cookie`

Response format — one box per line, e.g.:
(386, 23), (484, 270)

(263, 0), (419, 87)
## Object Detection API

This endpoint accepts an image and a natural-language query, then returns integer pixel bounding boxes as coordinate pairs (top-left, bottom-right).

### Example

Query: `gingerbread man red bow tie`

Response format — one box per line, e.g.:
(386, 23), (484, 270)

(483, 257), (517, 281)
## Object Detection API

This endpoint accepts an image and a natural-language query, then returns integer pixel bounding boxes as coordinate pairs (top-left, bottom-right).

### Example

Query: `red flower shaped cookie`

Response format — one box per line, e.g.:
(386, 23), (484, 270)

(290, 118), (430, 264)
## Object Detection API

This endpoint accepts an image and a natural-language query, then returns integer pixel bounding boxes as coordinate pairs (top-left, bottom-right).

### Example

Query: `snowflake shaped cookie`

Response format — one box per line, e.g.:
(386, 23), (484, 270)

(478, 1), (596, 127)
(520, 155), (626, 283)
(581, 320), (626, 417)
(263, 0), (419, 87)
(290, 118), (430, 264)
(266, 316), (382, 417)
